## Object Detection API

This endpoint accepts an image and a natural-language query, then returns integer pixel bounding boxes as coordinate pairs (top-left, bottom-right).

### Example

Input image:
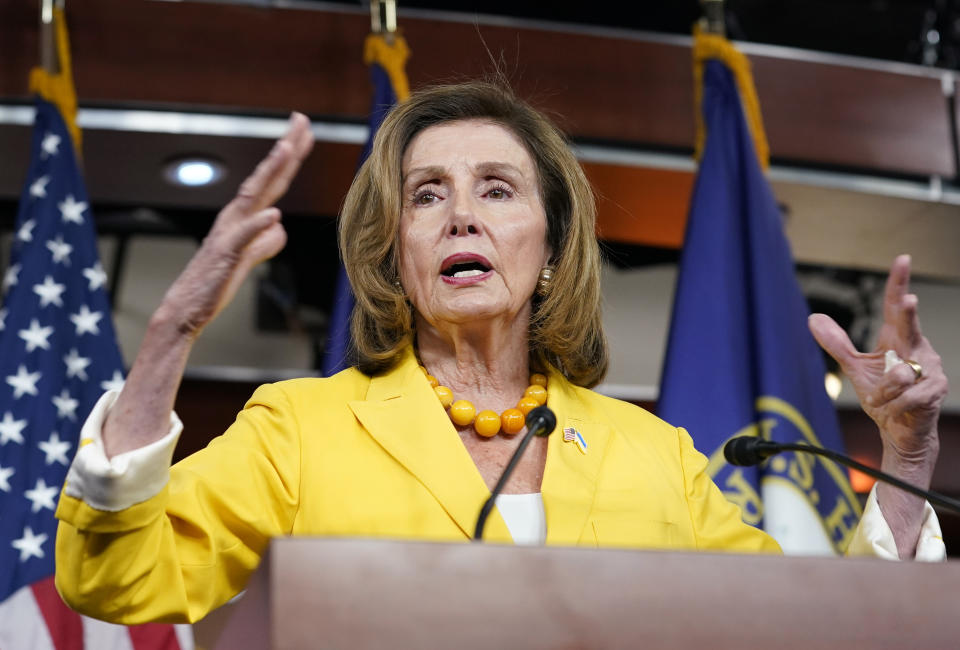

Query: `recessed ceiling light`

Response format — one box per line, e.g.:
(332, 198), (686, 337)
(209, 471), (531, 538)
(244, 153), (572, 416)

(163, 157), (226, 187)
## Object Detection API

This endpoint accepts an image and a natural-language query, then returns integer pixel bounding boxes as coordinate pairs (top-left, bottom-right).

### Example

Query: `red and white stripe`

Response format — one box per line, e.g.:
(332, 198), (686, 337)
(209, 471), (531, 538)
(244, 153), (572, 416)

(0, 577), (192, 650)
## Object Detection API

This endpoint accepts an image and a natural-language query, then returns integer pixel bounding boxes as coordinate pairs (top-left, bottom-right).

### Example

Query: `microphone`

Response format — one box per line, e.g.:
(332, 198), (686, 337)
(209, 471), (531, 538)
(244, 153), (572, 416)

(723, 436), (782, 466)
(473, 406), (557, 541)
(723, 436), (960, 515)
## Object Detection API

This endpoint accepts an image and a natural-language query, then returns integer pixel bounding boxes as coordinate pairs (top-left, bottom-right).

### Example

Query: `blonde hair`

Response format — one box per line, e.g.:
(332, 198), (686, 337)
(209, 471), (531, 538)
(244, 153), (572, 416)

(339, 80), (608, 387)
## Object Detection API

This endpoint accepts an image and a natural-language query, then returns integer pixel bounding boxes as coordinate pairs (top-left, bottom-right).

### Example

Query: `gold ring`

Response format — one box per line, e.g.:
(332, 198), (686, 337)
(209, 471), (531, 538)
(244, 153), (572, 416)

(904, 359), (923, 381)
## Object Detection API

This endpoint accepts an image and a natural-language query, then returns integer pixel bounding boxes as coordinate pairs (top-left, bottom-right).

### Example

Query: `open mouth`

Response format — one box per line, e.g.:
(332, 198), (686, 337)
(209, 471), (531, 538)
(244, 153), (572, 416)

(441, 260), (491, 278)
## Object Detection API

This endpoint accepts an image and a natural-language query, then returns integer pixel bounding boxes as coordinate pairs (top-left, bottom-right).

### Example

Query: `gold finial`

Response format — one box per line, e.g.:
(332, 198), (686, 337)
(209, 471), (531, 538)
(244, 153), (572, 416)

(371, 0), (397, 37)
(698, 0), (726, 37)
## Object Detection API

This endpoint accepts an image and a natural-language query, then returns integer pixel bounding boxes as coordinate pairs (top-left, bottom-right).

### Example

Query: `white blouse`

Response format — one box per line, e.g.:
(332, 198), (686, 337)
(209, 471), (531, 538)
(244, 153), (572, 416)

(494, 493), (547, 545)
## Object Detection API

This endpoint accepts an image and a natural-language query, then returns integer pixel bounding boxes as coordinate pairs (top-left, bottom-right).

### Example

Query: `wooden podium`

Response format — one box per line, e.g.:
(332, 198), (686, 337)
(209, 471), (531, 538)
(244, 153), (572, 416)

(197, 538), (960, 649)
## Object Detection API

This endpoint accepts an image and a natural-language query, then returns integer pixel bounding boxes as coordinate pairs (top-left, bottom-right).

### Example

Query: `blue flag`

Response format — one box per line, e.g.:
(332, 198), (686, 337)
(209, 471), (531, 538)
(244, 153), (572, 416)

(658, 46), (862, 554)
(322, 34), (410, 376)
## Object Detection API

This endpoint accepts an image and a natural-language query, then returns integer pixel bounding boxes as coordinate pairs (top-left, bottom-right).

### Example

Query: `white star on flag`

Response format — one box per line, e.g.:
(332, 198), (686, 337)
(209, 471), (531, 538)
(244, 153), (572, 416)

(29, 175), (50, 199)
(17, 219), (35, 243)
(46, 235), (73, 265)
(33, 275), (66, 308)
(0, 465), (13, 492)
(37, 432), (71, 466)
(11, 526), (48, 562)
(3, 264), (20, 294)
(0, 412), (27, 446)
(58, 194), (87, 225)
(6, 365), (41, 399)
(40, 131), (61, 158)
(0, 308), (6, 332)
(63, 348), (91, 381)
(18, 319), (54, 353)
(69, 304), (102, 336)
(101, 370), (125, 393)
(82, 261), (108, 291)
(24, 478), (58, 513)
(52, 389), (79, 421)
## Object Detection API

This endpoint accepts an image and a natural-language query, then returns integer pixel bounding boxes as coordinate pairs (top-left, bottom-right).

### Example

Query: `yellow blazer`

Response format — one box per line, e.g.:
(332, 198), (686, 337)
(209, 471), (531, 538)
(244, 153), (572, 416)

(56, 346), (778, 624)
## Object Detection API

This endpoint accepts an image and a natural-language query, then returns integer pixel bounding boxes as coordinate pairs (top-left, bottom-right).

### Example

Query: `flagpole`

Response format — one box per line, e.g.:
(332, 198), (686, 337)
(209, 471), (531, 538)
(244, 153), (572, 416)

(39, 0), (64, 74)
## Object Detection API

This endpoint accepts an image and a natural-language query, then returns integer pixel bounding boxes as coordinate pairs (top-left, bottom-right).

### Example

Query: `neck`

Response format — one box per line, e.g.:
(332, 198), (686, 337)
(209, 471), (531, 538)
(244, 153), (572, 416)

(415, 311), (532, 413)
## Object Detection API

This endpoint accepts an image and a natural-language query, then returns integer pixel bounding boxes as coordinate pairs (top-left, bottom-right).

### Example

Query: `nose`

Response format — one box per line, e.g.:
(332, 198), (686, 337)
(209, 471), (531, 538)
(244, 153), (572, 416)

(447, 190), (481, 237)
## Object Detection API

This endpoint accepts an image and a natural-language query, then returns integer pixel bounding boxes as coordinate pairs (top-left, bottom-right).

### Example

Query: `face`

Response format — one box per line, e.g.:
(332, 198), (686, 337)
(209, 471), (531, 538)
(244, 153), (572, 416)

(398, 119), (552, 332)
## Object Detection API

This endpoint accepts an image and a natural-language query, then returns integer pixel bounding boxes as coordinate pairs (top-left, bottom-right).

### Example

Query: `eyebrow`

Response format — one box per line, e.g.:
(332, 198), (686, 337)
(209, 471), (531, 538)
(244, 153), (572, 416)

(473, 161), (526, 181)
(403, 162), (527, 186)
(403, 165), (446, 186)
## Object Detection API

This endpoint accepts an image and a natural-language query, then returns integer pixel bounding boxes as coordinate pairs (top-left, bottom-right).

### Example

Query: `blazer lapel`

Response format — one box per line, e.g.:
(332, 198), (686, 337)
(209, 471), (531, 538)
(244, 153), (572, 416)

(348, 348), (512, 543)
(542, 370), (612, 546)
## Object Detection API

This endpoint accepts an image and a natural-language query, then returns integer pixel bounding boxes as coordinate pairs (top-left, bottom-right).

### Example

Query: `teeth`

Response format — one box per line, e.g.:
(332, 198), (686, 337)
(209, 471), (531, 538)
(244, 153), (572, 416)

(453, 269), (485, 278)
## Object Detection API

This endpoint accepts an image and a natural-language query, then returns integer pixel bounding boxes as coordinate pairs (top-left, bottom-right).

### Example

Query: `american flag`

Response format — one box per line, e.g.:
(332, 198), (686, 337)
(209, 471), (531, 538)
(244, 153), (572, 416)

(0, 97), (191, 649)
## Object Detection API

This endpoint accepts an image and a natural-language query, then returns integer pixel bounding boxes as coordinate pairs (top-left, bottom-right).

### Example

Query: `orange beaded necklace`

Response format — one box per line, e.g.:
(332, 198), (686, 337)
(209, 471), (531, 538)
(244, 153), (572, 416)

(420, 366), (548, 437)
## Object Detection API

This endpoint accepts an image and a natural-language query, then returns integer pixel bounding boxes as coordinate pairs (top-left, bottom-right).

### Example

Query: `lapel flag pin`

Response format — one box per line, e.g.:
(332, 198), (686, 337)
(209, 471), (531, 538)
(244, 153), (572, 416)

(574, 430), (588, 455)
(563, 427), (587, 454)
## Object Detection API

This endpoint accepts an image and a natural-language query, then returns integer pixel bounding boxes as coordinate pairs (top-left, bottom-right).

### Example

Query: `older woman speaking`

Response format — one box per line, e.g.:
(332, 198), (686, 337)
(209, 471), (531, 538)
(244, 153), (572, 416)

(55, 82), (947, 624)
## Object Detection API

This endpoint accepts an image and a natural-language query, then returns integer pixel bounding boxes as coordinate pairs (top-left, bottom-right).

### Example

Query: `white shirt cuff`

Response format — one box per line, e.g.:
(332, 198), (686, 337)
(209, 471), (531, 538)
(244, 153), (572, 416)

(846, 483), (946, 561)
(63, 390), (183, 512)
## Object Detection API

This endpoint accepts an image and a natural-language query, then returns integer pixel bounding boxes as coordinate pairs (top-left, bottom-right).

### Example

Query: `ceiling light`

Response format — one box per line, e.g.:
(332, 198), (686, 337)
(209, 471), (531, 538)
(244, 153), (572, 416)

(824, 371), (842, 401)
(164, 157), (226, 187)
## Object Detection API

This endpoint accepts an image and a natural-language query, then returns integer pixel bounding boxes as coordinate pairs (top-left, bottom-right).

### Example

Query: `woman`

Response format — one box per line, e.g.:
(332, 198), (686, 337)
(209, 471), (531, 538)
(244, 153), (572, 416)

(56, 82), (947, 624)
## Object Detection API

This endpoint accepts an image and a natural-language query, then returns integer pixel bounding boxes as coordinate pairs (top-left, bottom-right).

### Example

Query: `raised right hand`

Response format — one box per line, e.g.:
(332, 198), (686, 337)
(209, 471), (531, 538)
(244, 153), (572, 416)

(159, 112), (315, 338)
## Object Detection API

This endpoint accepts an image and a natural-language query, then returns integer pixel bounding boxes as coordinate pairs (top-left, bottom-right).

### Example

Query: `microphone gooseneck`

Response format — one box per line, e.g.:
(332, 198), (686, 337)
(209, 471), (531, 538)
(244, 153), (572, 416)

(723, 436), (960, 515)
(474, 406), (557, 541)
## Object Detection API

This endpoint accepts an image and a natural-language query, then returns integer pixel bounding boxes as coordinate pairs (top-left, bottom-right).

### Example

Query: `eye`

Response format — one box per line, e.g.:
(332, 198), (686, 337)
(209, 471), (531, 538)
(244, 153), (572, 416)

(410, 182), (444, 205)
(486, 184), (513, 200)
(413, 191), (438, 205)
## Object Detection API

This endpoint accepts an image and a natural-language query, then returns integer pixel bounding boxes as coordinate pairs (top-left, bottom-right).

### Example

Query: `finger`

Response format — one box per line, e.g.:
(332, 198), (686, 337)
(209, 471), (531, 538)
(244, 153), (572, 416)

(808, 313), (859, 370)
(214, 221), (288, 320)
(883, 377), (947, 426)
(895, 292), (924, 350)
(218, 207), (283, 254)
(260, 113), (315, 203)
(871, 361), (917, 406)
(230, 113), (314, 215)
(289, 112), (315, 159)
(276, 112), (313, 162)
(882, 254), (911, 324)
(231, 140), (295, 215)
(913, 341), (945, 379)
(244, 219), (288, 264)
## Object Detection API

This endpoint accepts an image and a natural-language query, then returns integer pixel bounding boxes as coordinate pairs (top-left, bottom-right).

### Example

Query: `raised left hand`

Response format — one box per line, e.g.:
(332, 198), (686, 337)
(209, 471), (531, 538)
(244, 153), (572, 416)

(808, 254), (948, 556)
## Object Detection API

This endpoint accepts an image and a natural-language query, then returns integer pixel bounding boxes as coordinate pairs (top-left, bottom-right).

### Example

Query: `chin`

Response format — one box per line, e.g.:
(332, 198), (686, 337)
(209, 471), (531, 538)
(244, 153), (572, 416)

(437, 297), (514, 323)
